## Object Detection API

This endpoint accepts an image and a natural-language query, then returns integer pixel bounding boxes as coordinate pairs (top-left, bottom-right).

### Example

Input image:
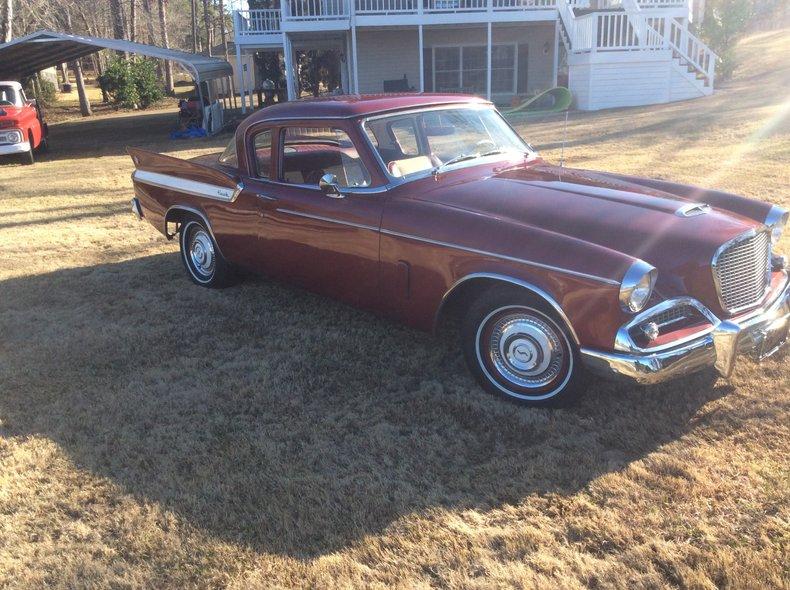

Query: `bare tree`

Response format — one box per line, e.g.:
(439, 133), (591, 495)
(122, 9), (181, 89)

(158, 0), (174, 93)
(110, 0), (125, 39)
(65, 9), (92, 116)
(217, 0), (236, 104)
(202, 0), (212, 56)
(2, 0), (12, 43)
(142, 0), (156, 44)
(190, 0), (198, 53)
(129, 0), (137, 42)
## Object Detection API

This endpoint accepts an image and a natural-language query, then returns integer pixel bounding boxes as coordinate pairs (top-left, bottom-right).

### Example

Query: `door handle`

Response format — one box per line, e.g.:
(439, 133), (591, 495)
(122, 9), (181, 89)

(256, 193), (278, 202)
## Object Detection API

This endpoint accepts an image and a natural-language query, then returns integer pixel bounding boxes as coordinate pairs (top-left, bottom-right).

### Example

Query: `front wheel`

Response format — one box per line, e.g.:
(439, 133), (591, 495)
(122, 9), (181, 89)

(23, 132), (35, 165)
(179, 219), (234, 288)
(462, 286), (583, 407)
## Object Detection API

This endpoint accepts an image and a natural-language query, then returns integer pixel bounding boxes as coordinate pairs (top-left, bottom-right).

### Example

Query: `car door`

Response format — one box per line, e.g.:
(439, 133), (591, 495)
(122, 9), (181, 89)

(242, 122), (387, 309)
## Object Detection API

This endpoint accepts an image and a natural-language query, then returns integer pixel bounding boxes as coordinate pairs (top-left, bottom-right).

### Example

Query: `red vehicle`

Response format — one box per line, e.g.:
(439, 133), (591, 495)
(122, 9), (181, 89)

(129, 94), (789, 406)
(0, 81), (48, 164)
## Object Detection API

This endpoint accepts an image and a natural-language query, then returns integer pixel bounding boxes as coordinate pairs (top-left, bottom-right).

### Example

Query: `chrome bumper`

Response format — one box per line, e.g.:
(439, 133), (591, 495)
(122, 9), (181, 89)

(0, 141), (31, 155)
(581, 278), (790, 385)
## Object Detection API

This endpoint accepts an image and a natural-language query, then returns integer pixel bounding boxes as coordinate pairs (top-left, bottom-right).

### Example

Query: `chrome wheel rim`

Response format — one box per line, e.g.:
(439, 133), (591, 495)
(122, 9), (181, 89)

(476, 306), (572, 399)
(189, 228), (215, 278)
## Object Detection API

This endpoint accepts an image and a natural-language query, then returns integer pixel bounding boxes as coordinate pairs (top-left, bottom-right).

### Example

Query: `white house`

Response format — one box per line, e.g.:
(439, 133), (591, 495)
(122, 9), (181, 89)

(232, 0), (716, 111)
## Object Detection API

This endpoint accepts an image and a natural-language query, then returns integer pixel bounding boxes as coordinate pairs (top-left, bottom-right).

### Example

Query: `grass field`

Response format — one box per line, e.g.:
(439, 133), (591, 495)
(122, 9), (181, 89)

(1, 30), (788, 589)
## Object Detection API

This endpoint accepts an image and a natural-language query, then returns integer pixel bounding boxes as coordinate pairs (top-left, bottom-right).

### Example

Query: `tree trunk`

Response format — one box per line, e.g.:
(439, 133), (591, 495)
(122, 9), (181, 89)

(191, 0), (198, 53)
(59, 63), (70, 86)
(129, 0), (137, 42)
(142, 0), (157, 44)
(217, 0), (236, 106)
(2, 0), (11, 43)
(71, 59), (93, 117)
(202, 0), (212, 56)
(110, 0), (125, 39)
(158, 0), (174, 93)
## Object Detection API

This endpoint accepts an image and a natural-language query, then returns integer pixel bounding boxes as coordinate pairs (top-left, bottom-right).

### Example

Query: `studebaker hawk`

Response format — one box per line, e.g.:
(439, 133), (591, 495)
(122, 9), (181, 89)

(129, 94), (789, 406)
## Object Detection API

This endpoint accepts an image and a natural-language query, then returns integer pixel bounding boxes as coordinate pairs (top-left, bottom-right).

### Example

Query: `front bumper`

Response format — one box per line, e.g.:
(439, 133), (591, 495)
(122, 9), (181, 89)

(0, 141), (31, 155)
(581, 277), (790, 384)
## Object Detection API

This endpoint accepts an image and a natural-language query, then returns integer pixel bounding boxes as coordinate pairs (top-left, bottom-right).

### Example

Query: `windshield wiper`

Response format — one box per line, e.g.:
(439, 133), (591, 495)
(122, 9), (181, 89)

(432, 153), (481, 178)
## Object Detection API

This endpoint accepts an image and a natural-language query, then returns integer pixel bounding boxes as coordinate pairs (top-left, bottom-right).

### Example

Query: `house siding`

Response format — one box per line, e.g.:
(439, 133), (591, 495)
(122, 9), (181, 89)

(569, 54), (708, 110)
(355, 24), (555, 101)
(356, 29), (421, 94)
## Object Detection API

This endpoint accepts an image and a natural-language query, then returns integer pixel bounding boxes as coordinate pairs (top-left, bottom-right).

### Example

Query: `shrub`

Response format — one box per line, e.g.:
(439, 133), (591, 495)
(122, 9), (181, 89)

(99, 57), (164, 109)
(23, 77), (57, 108)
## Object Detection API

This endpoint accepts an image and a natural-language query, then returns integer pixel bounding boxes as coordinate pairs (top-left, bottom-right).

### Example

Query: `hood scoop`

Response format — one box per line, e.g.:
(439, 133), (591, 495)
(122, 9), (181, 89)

(676, 203), (712, 217)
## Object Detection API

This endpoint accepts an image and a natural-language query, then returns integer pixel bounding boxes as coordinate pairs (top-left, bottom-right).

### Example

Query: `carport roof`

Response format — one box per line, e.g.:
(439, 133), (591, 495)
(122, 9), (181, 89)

(0, 30), (233, 83)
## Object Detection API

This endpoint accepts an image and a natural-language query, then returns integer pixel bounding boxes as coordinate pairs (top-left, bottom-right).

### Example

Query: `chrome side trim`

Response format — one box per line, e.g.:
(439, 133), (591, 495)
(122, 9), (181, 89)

(434, 272), (581, 345)
(675, 203), (711, 217)
(381, 228), (621, 286)
(133, 169), (243, 202)
(614, 297), (719, 353)
(164, 205), (224, 257)
(274, 208), (380, 232)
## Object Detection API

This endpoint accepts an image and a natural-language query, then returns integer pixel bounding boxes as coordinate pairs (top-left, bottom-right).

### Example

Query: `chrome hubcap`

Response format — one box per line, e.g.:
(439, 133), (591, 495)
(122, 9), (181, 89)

(189, 229), (215, 277)
(487, 313), (564, 389)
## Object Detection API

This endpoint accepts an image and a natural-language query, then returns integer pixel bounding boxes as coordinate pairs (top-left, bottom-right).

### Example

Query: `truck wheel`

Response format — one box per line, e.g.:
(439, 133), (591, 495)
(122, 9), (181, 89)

(23, 131), (35, 165)
(179, 219), (234, 288)
(461, 285), (583, 407)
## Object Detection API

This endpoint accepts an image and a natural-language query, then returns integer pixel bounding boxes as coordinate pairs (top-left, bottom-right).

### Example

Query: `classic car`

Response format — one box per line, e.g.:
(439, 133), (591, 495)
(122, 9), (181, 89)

(0, 80), (48, 164)
(129, 94), (789, 407)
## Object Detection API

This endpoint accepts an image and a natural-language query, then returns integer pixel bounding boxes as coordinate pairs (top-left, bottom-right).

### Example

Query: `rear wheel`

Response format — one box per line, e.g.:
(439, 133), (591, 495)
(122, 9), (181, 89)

(462, 285), (583, 407)
(179, 219), (234, 288)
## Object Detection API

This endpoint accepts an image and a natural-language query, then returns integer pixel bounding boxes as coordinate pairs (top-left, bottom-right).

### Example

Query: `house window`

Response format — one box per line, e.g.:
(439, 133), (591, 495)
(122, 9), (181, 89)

(431, 44), (516, 95)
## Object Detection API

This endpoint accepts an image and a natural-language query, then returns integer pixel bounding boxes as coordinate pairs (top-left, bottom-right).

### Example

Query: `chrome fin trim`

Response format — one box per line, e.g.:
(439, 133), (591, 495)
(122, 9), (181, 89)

(133, 169), (243, 202)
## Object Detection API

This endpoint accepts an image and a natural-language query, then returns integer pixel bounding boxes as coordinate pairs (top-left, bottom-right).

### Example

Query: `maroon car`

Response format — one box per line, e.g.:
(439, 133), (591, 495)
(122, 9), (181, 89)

(129, 94), (789, 406)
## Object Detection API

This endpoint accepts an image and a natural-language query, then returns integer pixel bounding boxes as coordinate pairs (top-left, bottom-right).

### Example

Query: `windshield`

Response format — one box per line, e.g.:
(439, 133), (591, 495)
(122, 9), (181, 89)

(0, 85), (20, 107)
(363, 106), (530, 179)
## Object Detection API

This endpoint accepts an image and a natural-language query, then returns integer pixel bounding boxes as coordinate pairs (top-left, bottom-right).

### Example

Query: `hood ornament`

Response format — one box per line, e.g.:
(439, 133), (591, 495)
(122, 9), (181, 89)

(676, 203), (711, 217)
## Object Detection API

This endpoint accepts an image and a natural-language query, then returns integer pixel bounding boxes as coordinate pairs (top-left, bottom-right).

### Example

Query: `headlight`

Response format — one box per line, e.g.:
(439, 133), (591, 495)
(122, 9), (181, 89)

(619, 260), (657, 313)
(765, 205), (788, 245)
(0, 129), (22, 144)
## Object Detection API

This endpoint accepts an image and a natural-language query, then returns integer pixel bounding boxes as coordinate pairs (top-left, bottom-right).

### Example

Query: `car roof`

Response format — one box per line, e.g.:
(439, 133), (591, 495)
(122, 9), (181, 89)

(0, 81), (22, 89)
(243, 93), (492, 124)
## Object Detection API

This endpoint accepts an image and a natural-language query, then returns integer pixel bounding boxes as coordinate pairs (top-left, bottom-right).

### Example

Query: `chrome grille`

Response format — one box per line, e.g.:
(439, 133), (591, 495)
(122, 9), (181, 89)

(713, 230), (771, 313)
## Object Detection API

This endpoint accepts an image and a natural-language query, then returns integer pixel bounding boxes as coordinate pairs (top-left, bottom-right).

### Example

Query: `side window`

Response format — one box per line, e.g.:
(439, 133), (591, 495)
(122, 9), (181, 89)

(218, 136), (238, 168)
(280, 127), (371, 188)
(253, 129), (273, 178)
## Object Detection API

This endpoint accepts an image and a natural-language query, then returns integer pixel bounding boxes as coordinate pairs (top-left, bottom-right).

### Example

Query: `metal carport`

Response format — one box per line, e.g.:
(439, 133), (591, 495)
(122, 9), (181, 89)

(0, 30), (235, 132)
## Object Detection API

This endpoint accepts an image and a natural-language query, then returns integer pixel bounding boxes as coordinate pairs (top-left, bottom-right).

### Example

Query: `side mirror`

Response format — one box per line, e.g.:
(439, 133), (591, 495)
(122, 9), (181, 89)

(318, 173), (344, 199)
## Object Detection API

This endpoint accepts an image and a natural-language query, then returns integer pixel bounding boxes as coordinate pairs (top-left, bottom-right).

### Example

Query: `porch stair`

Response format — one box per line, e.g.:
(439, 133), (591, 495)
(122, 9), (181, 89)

(558, 0), (717, 104)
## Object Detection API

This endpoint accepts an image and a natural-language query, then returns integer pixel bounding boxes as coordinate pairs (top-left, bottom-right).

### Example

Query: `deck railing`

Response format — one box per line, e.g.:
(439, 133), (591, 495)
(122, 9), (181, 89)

(233, 0), (686, 34)
(235, 9), (282, 34)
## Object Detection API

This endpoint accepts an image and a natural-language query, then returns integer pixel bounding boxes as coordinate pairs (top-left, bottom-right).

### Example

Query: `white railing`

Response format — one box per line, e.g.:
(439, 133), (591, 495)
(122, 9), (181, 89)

(355, 0), (417, 13)
(667, 18), (716, 85)
(235, 9), (282, 34)
(637, 0), (685, 7)
(284, 0), (348, 20)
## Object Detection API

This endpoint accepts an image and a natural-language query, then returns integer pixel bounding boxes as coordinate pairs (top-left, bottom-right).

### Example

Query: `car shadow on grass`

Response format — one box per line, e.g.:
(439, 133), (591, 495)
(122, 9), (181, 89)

(0, 253), (734, 559)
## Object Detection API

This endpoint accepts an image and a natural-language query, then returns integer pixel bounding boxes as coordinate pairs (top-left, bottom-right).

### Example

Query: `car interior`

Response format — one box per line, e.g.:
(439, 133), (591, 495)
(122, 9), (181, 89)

(279, 128), (371, 188)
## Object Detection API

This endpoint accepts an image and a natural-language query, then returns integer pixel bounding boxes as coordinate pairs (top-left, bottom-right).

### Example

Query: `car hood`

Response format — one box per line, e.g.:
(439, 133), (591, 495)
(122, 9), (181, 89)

(412, 162), (762, 301)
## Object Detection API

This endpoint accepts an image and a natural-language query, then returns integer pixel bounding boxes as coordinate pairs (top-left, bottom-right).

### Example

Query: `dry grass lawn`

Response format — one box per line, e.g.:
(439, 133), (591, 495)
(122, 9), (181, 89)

(1, 30), (788, 589)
